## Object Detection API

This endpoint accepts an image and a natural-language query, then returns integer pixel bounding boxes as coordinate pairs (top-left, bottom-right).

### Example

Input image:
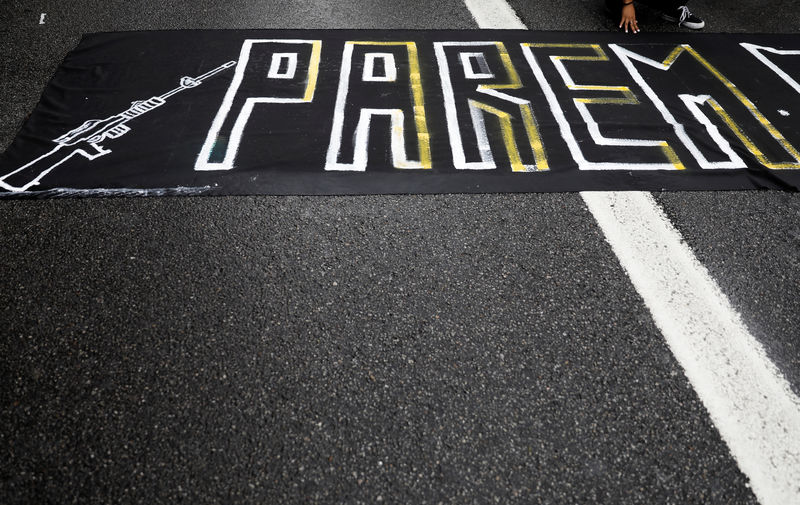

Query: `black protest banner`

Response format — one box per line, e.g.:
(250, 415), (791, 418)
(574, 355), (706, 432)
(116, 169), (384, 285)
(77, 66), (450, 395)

(1, 30), (800, 196)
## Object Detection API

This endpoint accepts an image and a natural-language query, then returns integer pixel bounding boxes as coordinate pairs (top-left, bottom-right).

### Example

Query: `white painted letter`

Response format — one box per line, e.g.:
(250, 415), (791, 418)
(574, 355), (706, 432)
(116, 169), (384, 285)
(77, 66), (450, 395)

(325, 42), (430, 172)
(195, 39), (321, 171)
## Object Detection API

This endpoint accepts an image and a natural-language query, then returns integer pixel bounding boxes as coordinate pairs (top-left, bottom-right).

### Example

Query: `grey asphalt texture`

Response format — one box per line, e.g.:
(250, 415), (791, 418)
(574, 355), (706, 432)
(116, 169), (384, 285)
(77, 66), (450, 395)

(1, 0), (798, 503)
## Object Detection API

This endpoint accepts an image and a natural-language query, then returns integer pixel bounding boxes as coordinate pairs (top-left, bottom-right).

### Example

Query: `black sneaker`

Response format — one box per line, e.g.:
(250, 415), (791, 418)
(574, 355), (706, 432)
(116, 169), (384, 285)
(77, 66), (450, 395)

(662, 5), (705, 29)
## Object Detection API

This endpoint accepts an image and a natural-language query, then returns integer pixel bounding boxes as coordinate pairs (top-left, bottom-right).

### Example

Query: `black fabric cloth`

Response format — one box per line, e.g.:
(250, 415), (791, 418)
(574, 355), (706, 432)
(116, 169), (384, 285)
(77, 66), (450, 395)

(1, 30), (799, 197)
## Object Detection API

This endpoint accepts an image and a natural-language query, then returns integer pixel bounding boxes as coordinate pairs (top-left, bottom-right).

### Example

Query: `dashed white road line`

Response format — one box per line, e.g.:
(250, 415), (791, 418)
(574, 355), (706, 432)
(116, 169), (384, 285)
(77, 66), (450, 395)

(462, 2), (800, 504)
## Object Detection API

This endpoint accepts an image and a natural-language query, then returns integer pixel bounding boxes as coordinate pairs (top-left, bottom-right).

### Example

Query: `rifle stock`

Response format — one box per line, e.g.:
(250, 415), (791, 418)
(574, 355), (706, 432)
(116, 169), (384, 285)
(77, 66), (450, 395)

(0, 143), (109, 192)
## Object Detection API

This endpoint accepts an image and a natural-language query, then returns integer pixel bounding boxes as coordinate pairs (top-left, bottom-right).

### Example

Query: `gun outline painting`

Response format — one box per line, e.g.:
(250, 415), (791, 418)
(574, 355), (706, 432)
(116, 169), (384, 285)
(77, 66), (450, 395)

(0, 61), (236, 192)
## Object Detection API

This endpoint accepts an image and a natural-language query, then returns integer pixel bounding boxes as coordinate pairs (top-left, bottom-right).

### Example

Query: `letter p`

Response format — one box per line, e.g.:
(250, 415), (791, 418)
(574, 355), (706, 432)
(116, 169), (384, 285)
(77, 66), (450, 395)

(195, 39), (322, 171)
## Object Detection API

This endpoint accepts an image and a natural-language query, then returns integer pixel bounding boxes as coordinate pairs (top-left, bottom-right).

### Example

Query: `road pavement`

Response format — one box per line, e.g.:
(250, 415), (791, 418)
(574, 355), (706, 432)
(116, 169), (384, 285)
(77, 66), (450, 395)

(1, 0), (798, 503)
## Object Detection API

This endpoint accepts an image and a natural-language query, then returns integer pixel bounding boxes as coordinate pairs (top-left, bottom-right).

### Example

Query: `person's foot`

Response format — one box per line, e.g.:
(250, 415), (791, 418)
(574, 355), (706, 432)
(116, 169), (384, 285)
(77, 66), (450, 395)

(662, 5), (705, 29)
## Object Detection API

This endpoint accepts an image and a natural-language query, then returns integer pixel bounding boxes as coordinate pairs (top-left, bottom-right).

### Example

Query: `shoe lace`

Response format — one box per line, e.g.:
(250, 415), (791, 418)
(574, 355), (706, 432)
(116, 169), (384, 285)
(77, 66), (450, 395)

(677, 5), (691, 24)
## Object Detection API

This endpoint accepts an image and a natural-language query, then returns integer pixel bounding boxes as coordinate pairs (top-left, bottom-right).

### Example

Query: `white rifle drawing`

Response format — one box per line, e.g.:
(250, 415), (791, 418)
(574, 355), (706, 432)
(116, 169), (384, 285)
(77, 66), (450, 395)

(0, 60), (236, 192)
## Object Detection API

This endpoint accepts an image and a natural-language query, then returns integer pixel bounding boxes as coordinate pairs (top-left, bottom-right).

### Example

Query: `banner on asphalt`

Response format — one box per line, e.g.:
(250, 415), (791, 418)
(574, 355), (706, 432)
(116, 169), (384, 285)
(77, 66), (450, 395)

(2, 30), (800, 196)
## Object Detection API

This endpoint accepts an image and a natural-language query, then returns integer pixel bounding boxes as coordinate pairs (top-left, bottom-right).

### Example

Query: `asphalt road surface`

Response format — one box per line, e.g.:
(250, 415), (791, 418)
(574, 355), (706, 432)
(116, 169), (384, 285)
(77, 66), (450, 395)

(1, 0), (799, 503)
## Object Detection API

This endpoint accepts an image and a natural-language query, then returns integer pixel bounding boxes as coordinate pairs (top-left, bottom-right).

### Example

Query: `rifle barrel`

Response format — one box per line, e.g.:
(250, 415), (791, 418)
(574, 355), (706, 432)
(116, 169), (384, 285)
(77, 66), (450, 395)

(195, 60), (237, 81)
(158, 60), (237, 100)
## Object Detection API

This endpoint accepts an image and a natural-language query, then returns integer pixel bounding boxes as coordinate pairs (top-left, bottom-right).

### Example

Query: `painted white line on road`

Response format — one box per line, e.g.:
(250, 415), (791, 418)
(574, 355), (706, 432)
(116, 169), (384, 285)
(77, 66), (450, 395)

(463, 0), (526, 30)
(463, 2), (800, 504)
(582, 192), (800, 505)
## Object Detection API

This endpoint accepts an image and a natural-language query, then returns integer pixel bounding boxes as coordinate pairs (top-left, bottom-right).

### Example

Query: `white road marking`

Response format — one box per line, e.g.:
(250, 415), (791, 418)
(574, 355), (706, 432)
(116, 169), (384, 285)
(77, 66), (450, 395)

(39, 13), (47, 25)
(463, 2), (800, 504)
(582, 192), (800, 505)
(463, 0), (525, 31)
